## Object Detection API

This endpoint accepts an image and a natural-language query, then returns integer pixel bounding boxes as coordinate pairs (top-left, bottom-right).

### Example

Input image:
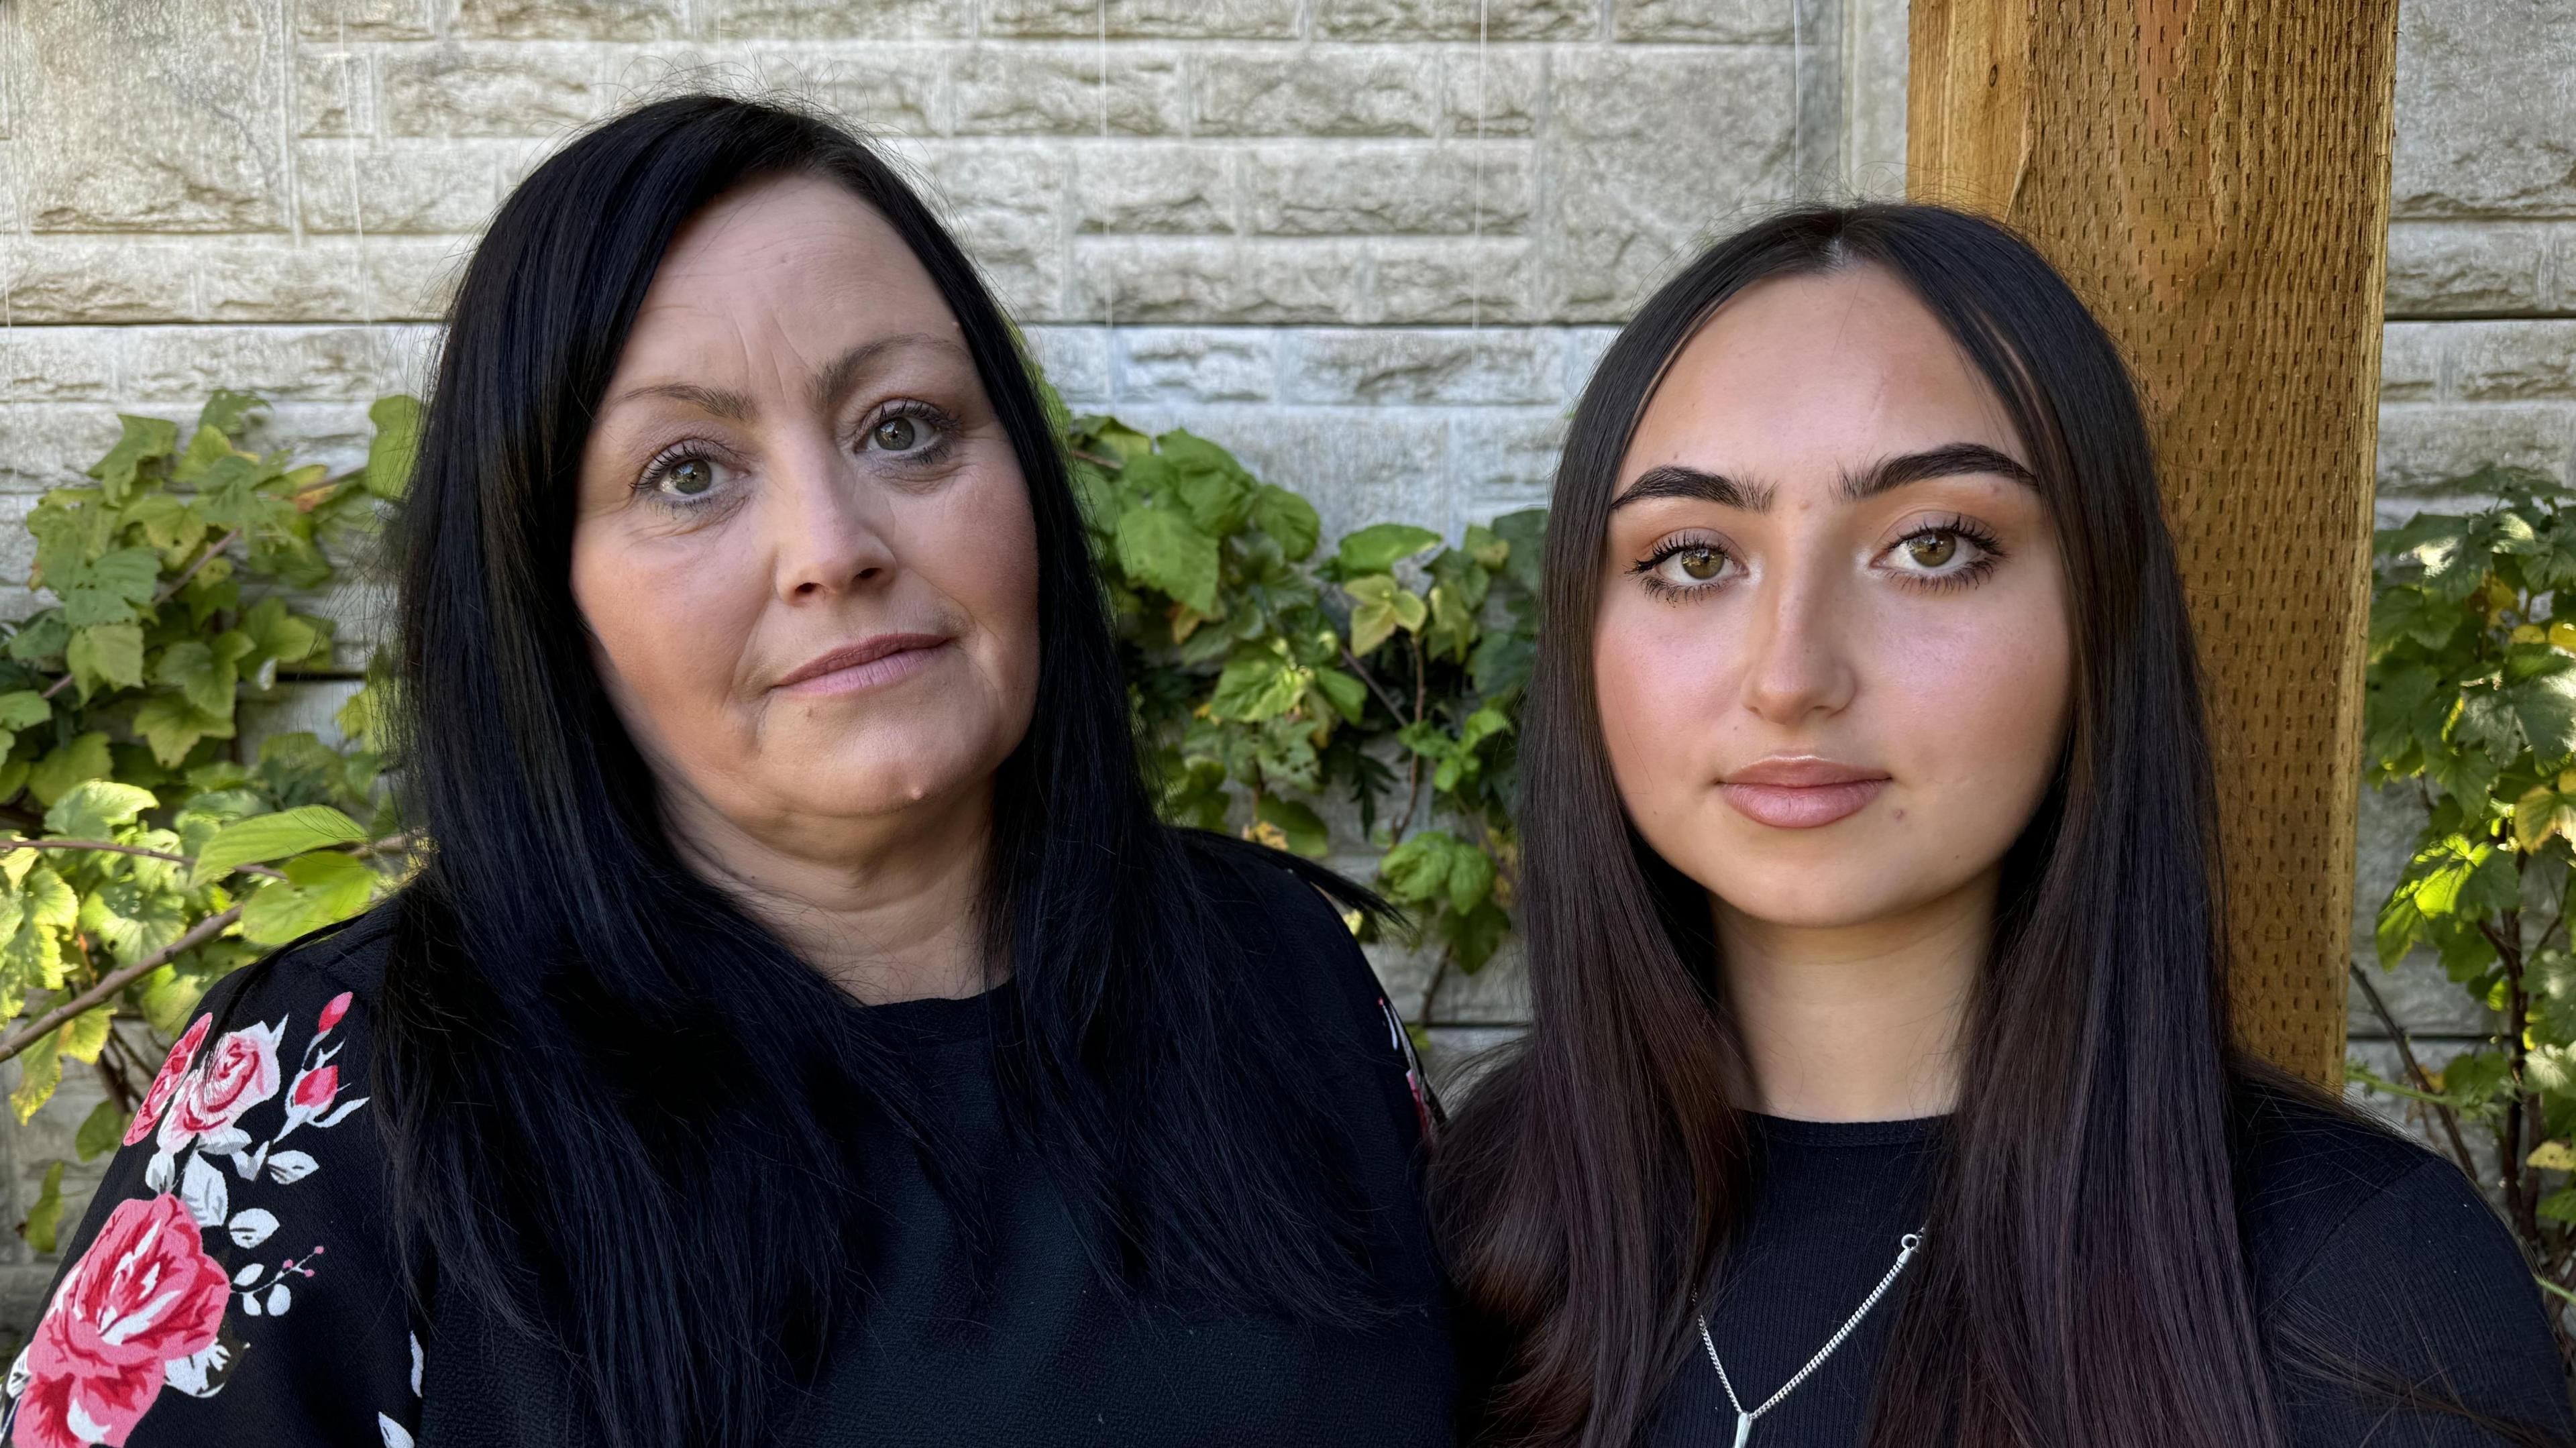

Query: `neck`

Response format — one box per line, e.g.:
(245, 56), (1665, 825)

(662, 777), (998, 1005)
(1716, 872), (1992, 1123)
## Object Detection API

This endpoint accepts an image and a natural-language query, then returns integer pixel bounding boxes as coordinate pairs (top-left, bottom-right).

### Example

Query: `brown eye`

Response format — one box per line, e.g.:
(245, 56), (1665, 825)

(1678, 547), (1723, 580)
(872, 414), (920, 452)
(662, 457), (715, 497)
(1904, 533), (1957, 568)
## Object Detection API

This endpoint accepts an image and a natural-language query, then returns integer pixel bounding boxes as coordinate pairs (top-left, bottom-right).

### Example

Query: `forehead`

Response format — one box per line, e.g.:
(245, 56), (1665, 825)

(1625, 265), (2022, 478)
(616, 173), (964, 376)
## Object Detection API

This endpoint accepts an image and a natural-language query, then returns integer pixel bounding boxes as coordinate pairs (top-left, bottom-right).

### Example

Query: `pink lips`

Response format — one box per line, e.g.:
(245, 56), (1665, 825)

(771, 633), (951, 697)
(1717, 757), (1892, 830)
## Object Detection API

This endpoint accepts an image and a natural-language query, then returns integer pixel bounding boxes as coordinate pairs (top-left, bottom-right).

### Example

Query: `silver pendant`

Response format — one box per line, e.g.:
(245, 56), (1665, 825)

(1732, 1410), (1755, 1448)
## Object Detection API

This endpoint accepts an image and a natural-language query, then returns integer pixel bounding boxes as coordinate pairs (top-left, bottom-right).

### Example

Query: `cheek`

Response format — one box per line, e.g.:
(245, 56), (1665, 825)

(910, 466), (1042, 707)
(569, 520), (767, 739)
(1870, 592), (2072, 816)
(1591, 590), (1740, 810)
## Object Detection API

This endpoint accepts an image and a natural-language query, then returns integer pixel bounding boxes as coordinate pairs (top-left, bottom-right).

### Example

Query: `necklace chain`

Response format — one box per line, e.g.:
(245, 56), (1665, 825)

(1697, 1229), (1923, 1447)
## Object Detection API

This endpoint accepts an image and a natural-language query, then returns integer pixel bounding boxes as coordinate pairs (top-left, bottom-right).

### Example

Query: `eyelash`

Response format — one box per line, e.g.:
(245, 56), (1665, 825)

(1625, 517), (2009, 603)
(1882, 514), (2006, 593)
(629, 399), (959, 510)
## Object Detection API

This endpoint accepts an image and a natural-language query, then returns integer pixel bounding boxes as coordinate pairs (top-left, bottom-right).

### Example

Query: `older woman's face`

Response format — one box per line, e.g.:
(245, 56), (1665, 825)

(571, 174), (1039, 848)
(1592, 265), (2074, 933)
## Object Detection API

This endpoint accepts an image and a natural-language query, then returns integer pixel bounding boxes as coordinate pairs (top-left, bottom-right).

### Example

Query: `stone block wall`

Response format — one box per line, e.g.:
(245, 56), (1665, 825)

(0, 0), (2565, 1320)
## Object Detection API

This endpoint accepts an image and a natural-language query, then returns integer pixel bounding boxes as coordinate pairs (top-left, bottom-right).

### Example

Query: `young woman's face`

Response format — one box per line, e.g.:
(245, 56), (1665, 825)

(1593, 265), (2074, 932)
(570, 174), (1040, 846)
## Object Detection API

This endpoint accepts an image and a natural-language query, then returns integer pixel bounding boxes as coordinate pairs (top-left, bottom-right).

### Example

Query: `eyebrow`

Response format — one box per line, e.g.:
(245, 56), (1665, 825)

(603, 333), (971, 421)
(1609, 442), (2037, 514)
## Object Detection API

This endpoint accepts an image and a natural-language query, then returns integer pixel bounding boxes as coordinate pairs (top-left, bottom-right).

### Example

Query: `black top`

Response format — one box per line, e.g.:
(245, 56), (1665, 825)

(2, 853), (1452, 1448)
(1645, 1109), (2574, 1447)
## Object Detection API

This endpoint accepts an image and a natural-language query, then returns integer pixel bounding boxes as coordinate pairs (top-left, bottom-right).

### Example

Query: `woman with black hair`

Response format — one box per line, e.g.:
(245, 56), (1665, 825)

(4, 95), (1452, 1448)
(1434, 204), (2575, 1448)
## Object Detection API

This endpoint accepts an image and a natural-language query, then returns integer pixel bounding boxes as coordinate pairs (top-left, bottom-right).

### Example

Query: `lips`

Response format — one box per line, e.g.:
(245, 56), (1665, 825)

(1717, 758), (1891, 830)
(771, 633), (952, 696)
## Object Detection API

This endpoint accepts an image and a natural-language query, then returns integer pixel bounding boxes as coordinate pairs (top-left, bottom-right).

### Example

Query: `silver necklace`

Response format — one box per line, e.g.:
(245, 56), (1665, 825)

(1695, 1229), (1923, 1448)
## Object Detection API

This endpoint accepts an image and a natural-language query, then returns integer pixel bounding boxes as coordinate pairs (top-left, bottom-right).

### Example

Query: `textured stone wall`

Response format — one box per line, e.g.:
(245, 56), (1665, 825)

(2351, 0), (2576, 1123)
(0, 0), (2565, 1320)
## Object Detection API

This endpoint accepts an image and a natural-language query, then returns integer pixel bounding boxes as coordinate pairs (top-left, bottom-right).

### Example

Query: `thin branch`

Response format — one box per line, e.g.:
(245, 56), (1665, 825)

(0, 905), (242, 1068)
(1340, 650), (1407, 722)
(0, 839), (284, 881)
(152, 527), (242, 606)
(2349, 962), (2485, 1183)
(1068, 447), (1123, 469)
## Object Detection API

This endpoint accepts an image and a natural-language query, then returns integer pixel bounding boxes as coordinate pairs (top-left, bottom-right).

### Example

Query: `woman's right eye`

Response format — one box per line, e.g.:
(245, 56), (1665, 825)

(639, 450), (733, 506)
(1633, 540), (1737, 596)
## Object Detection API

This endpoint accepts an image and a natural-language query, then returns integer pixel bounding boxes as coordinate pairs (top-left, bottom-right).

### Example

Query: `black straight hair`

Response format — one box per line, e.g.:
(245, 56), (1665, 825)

(1430, 202), (2467, 1448)
(378, 93), (1385, 1448)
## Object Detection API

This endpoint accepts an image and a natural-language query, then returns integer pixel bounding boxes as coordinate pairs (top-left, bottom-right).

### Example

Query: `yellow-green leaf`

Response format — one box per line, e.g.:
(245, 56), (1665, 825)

(192, 806), (366, 885)
(2529, 1139), (2576, 1172)
(364, 394), (422, 500)
(28, 734), (115, 810)
(21, 1160), (65, 1252)
(64, 623), (145, 696)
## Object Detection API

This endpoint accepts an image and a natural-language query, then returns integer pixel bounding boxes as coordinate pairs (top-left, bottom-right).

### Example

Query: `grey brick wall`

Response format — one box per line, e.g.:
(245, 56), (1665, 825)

(0, 0), (2565, 1317)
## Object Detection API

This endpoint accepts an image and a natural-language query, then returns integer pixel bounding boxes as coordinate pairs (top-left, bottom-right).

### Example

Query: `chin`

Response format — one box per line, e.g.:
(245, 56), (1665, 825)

(1695, 860), (1933, 932)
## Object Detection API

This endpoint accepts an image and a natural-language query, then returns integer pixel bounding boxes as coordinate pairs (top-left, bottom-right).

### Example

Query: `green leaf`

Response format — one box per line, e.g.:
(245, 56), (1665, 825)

(365, 394), (422, 500)
(73, 1099), (126, 1163)
(1208, 647), (1309, 724)
(58, 1007), (110, 1066)
(239, 849), (378, 945)
(27, 733), (115, 808)
(1344, 574), (1428, 657)
(9, 1032), (60, 1124)
(87, 415), (179, 502)
(1311, 667), (1368, 726)
(1114, 508), (1222, 616)
(1254, 795), (1330, 858)
(2509, 655), (2576, 762)
(0, 692), (51, 732)
(1250, 485), (1322, 561)
(20, 1160), (64, 1253)
(197, 389), (266, 439)
(1491, 509), (1548, 595)
(1334, 524), (1442, 576)
(193, 805), (367, 885)
(43, 779), (158, 840)
(131, 695), (235, 771)
(64, 622), (145, 695)
(1438, 897), (1512, 973)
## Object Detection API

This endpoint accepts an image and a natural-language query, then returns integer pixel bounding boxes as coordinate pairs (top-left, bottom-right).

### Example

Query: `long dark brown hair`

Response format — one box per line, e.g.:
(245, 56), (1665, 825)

(1432, 203), (2283, 1448)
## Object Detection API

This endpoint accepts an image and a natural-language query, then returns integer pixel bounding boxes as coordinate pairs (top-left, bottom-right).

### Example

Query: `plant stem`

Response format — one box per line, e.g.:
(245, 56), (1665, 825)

(0, 905), (243, 1068)
(152, 527), (243, 606)
(2348, 962), (2484, 1183)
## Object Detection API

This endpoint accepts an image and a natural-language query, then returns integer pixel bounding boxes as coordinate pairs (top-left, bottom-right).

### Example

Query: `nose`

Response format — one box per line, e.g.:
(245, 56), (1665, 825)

(1736, 557), (1858, 726)
(766, 435), (895, 602)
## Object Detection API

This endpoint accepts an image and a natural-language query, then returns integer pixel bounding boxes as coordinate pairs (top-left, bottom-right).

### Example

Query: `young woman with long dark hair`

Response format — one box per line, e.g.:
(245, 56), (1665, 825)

(4, 95), (1451, 1448)
(1434, 204), (2575, 1448)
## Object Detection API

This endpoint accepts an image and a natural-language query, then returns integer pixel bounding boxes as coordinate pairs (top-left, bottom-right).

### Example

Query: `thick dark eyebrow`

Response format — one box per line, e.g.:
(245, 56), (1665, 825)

(1840, 443), (2038, 501)
(603, 333), (971, 421)
(1611, 465), (1776, 513)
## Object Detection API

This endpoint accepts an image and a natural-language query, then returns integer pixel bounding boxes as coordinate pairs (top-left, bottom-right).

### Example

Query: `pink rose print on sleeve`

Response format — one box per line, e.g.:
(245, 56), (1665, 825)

(315, 992), (351, 1037)
(153, 1021), (283, 1162)
(12, 1194), (229, 1448)
(119, 1017), (209, 1150)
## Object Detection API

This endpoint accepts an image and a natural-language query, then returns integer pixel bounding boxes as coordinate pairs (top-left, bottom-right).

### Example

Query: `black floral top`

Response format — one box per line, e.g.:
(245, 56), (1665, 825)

(3, 853), (1450, 1448)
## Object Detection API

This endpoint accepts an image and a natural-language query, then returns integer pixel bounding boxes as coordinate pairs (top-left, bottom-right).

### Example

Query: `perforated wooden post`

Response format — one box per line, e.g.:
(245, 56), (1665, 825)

(1907, 1), (2402, 1084)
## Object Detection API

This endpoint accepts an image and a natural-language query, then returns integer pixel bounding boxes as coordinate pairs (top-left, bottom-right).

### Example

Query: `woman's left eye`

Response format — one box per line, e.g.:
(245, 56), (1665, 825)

(1880, 524), (1998, 582)
(862, 405), (945, 457)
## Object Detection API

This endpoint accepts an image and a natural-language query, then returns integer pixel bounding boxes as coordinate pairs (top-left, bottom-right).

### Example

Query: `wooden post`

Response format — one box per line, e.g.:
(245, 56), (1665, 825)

(1908, 1), (2402, 1084)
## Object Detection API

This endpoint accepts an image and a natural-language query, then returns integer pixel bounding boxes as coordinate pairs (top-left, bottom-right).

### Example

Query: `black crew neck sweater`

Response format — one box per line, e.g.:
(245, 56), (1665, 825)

(1644, 1107), (2574, 1447)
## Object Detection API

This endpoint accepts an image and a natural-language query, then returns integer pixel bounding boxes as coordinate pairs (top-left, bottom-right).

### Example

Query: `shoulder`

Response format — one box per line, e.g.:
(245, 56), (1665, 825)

(191, 905), (395, 1042)
(2233, 1082), (2510, 1305)
(1171, 832), (1434, 1129)
(2234, 1084), (2573, 1437)
(2, 905), (421, 1448)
